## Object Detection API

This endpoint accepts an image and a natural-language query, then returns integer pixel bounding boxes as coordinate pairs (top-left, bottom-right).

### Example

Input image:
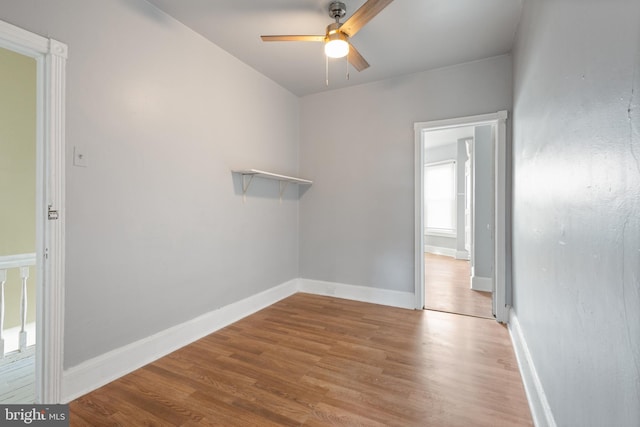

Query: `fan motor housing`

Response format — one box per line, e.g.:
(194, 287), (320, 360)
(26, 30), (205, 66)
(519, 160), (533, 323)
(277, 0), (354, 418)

(328, 2), (347, 20)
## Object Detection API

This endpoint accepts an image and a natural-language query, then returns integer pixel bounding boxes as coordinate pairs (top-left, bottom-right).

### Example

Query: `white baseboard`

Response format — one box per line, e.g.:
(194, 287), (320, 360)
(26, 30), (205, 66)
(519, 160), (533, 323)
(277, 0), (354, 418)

(61, 279), (298, 403)
(424, 246), (469, 260)
(298, 278), (415, 310)
(424, 245), (457, 258)
(508, 311), (557, 427)
(471, 275), (492, 292)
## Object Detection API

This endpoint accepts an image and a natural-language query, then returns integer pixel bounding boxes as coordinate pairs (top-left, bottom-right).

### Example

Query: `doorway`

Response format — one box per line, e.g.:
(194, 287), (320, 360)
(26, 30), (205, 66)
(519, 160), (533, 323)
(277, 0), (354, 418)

(414, 112), (509, 323)
(0, 19), (67, 403)
(0, 46), (38, 403)
(421, 125), (493, 318)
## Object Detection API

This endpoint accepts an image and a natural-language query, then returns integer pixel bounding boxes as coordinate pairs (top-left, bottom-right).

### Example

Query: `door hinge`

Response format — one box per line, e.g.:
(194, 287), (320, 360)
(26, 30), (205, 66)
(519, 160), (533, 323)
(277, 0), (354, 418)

(48, 204), (59, 220)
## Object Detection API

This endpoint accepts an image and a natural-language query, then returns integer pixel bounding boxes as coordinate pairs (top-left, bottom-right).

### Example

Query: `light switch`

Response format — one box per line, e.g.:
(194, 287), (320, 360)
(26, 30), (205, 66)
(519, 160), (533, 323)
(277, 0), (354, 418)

(73, 146), (87, 167)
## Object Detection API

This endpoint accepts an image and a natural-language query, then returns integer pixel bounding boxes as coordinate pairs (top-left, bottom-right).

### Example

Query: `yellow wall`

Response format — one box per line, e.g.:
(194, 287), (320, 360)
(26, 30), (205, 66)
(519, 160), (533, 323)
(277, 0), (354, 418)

(0, 47), (37, 328)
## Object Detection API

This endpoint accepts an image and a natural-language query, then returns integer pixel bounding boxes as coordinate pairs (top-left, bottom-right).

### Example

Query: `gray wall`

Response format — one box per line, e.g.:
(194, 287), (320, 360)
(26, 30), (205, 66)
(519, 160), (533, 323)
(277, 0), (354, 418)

(472, 125), (494, 279)
(512, 0), (640, 425)
(299, 55), (513, 292)
(0, 0), (301, 368)
(425, 142), (457, 163)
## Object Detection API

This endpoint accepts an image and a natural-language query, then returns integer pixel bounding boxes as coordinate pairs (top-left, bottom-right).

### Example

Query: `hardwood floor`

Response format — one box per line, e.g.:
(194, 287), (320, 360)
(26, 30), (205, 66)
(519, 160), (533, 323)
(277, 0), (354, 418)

(425, 253), (493, 319)
(70, 293), (532, 426)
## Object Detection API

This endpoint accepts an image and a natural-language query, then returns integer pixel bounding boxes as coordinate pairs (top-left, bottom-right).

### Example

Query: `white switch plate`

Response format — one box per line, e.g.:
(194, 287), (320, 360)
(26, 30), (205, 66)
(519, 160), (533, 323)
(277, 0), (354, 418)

(73, 146), (87, 167)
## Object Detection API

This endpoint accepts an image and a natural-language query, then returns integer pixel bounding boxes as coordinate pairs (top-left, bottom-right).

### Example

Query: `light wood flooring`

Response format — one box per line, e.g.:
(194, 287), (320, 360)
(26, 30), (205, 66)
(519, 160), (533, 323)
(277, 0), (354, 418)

(70, 293), (532, 426)
(425, 253), (493, 319)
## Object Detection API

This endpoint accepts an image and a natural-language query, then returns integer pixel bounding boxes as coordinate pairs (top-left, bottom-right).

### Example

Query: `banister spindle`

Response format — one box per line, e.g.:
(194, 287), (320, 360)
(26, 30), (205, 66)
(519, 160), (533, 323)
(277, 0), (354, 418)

(0, 269), (6, 358)
(19, 266), (29, 352)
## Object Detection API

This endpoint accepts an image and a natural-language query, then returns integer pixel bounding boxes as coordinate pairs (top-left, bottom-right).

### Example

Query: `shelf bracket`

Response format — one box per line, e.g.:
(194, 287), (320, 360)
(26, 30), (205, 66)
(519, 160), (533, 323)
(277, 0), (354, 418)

(242, 174), (255, 195)
(241, 174), (255, 203)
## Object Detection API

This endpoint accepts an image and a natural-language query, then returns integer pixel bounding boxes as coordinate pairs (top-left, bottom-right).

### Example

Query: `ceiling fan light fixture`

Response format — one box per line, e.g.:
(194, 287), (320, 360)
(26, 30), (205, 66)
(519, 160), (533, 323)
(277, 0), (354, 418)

(261, 0), (391, 72)
(324, 31), (349, 58)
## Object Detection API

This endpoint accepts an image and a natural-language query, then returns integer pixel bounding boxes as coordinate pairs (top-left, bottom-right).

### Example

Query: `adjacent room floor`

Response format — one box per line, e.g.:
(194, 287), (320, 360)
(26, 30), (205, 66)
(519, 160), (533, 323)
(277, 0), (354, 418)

(0, 347), (35, 404)
(424, 252), (493, 319)
(70, 293), (533, 426)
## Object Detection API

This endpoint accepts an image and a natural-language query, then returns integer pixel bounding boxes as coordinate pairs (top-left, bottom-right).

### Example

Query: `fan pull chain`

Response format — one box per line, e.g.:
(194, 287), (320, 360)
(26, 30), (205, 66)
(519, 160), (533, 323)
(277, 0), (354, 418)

(326, 55), (329, 86)
(325, 55), (351, 86)
(346, 54), (350, 80)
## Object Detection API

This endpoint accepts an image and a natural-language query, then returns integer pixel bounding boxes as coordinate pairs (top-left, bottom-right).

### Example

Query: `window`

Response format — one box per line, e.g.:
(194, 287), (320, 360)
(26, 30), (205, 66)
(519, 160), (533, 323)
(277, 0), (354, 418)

(424, 160), (456, 235)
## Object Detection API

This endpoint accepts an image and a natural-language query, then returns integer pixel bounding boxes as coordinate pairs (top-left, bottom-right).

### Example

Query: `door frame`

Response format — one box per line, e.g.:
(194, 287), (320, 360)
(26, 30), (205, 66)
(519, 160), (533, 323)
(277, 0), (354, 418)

(0, 19), (67, 403)
(414, 111), (509, 323)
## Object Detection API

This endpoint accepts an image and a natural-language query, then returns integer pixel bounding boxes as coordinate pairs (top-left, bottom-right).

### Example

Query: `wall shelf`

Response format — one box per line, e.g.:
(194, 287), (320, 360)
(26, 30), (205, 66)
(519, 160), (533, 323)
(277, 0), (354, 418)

(232, 169), (312, 200)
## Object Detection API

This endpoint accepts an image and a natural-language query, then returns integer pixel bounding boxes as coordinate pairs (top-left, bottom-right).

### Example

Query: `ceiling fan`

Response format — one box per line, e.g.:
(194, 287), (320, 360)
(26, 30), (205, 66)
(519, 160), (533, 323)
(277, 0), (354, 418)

(261, 0), (394, 72)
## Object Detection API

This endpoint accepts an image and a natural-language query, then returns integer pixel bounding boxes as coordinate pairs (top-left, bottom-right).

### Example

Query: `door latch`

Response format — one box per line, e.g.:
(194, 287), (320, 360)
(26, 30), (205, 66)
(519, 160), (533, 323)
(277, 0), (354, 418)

(48, 204), (59, 220)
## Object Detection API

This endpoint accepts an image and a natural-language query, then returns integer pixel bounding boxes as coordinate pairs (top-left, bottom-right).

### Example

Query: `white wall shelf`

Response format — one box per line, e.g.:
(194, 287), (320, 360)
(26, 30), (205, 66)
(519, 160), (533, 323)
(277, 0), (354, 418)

(232, 169), (312, 200)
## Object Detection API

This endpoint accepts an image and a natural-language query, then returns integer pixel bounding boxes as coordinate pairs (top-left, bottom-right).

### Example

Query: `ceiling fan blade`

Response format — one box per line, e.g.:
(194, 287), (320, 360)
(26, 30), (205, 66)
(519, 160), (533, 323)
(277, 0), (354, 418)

(348, 43), (369, 71)
(261, 35), (325, 42)
(340, 0), (394, 37)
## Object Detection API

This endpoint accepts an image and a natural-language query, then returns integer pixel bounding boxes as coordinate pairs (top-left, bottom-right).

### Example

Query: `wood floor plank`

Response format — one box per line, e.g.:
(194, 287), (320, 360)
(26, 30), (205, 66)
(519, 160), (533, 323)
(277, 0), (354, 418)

(70, 293), (532, 426)
(187, 390), (287, 427)
(425, 253), (493, 318)
(306, 401), (388, 427)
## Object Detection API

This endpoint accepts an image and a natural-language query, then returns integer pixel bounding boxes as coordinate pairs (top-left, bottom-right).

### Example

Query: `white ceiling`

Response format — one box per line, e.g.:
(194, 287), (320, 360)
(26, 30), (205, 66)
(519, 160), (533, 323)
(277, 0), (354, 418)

(146, 0), (524, 96)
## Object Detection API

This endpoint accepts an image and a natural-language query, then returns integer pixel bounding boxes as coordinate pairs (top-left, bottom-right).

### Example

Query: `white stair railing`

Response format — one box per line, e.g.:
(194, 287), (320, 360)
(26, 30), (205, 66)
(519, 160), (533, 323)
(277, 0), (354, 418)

(0, 253), (36, 358)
